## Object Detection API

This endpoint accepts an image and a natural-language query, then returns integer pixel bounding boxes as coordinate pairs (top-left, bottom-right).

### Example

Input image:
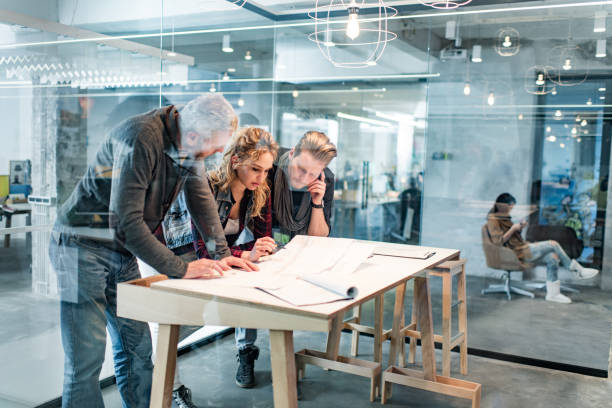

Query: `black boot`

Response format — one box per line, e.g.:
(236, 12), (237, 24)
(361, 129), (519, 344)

(172, 385), (198, 408)
(236, 345), (260, 388)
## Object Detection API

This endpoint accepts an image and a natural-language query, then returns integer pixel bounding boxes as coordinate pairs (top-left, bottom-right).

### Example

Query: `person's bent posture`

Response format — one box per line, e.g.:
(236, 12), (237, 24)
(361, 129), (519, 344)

(269, 131), (338, 242)
(49, 94), (255, 408)
(487, 193), (598, 304)
(192, 127), (278, 389)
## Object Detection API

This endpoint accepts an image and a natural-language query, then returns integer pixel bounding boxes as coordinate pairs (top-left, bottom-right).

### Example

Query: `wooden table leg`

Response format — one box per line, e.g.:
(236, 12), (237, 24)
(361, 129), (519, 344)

(458, 264), (468, 375)
(150, 324), (179, 408)
(441, 272), (452, 377)
(374, 294), (384, 363)
(350, 305), (361, 357)
(388, 283), (406, 367)
(414, 275), (437, 382)
(3, 213), (11, 248)
(269, 330), (298, 408)
(325, 313), (344, 360)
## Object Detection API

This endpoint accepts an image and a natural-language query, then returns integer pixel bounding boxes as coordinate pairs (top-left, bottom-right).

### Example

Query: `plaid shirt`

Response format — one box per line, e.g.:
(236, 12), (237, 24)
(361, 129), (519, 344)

(192, 182), (272, 260)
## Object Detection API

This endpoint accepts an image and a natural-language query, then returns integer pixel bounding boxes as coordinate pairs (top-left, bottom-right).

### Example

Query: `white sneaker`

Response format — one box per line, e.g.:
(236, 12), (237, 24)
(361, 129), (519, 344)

(569, 259), (599, 279)
(545, 280), (572, 304)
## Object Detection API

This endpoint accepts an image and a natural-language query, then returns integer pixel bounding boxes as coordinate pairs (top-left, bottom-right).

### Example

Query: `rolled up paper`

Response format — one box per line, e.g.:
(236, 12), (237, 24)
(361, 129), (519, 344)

(300, 273), (358, 299)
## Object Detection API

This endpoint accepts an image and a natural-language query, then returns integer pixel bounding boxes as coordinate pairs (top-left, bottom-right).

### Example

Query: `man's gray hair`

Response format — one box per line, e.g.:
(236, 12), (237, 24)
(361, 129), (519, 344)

(179, 94), (237, 139)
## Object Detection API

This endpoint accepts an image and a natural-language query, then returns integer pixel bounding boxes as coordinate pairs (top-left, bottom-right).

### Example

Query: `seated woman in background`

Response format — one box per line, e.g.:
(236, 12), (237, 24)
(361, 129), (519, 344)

(487, 193), (598, 304)
(192, 127), (278, 389)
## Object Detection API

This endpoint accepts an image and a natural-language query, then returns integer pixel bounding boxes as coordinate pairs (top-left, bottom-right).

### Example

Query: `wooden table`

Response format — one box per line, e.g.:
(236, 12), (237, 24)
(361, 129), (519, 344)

(117, 242), (463, 408)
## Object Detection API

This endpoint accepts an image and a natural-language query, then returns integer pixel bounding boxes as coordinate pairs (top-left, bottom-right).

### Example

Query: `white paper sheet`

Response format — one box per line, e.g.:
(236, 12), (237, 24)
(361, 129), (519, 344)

(373, 243), (436, 259)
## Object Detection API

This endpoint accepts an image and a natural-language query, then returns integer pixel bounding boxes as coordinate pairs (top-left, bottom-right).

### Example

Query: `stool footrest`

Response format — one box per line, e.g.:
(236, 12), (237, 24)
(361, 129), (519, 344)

(296, 349), (382, 402)
(345, 322), (392, 340)
(381, 366), (481, 406)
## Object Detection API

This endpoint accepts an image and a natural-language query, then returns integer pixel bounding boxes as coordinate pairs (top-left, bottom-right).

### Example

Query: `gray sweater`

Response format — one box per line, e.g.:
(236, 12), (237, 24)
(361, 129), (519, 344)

(57, 105), (230, 277)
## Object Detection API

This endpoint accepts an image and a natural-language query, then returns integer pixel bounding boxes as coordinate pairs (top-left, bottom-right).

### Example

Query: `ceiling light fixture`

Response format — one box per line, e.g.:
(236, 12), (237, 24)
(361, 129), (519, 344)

(554, 109), (563, 117)
(518, 113), (524, 120)
(552, 87), (558, 95)
(472, 45), (482, 62)
(596, 39), (607, 57)
(419, 0), (472, 9)
(222, 34), (233, 53)
(237, 98), (245, 107)
(546, 126), (552, 132)
(209, 83), (216, 93)
(487, 92), (495, 106)
(536, 73), (545, 85)
(572, 127), (577, 135)
(463, 81), (471, 96)
(222, 72), (229, 81)
(581, 119), (588, 126)
(599, 87), (606, 91)
(292, 89), (299, 98)
(562, 58), (572, 70)
(594, 10), (607, 32)
(495, 27), (520, 56)
(227, 67), (236, 73)
(308, 0), (397, 68)
(587, 98), (593, 105)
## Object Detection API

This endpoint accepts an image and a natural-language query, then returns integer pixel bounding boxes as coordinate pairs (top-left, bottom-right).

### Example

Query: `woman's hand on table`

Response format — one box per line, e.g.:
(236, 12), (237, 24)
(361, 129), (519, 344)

(184, 258), (229, 279)
(243, 237), (277, 261)
(219, 255), (258, 272)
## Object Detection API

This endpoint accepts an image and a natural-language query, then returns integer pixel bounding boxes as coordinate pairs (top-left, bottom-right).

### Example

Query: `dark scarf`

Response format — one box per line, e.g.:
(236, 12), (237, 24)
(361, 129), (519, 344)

(273, 151), (311, 236)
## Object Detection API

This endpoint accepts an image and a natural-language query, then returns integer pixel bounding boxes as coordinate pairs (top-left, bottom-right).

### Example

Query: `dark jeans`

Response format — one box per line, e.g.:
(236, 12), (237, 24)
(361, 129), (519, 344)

(49, 230), (153, 408)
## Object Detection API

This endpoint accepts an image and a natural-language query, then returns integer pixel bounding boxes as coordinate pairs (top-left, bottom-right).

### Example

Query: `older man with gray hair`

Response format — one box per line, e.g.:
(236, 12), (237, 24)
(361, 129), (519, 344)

(49, 94), (256, 408)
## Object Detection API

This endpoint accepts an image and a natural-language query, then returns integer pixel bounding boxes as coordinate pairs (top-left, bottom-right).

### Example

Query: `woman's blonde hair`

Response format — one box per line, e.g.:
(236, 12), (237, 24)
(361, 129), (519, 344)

(210, 127), (278, 218)
(293, 131), (337, 165)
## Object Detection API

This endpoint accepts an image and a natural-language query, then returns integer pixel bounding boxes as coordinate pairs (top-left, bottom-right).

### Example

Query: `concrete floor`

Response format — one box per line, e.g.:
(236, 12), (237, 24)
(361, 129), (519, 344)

(1, 237), (611, 406)
(101, 330), (612, 408)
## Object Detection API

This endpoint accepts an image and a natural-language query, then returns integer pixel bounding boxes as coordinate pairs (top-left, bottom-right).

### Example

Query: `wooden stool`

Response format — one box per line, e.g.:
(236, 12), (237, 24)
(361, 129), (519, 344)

(347, 259), (468, 377)
(402, 259), (468, 377)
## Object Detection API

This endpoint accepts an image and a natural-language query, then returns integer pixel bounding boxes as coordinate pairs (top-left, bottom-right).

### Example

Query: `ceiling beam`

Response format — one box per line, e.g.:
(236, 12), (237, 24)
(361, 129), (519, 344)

(0, 9), (194, 65)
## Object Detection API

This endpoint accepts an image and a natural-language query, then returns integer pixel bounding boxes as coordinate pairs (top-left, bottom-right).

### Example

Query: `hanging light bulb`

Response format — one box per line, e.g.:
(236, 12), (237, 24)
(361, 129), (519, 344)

(546, 126), (552, 132)
(237, 98), (245, 107)
(518, 113), (524, 120)
(209, 83), (217, 93)
(586, 98), (593, 105)
(581, 119), (588, 127)
(502, 35), (512, 47)
(571, 127), (577, 135)
(222, 72), (229, 81)
(244, 50), (252, 61)
(463, 82), (471, 96)
(222, 34), (234, 53)
(324, 29), (335, 47)
(576, 115), (581, 122)
(599, 87), (606, 92)
(551, 87), (557, 95)
(562, 58), (572, 70)
(292, 89), (299, 98)
(535, 73), (545, 86)
(346, 3), (360, 40)
(560, 143), (566, 148)
(487, 92), (495, 106)
(577, 137), (582, 142)
(547, 135), (557, 142)
(554, 110), (562, 118)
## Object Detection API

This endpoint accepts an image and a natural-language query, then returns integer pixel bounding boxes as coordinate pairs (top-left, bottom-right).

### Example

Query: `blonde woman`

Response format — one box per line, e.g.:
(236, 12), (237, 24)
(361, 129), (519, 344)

(192, 127), (278, 388)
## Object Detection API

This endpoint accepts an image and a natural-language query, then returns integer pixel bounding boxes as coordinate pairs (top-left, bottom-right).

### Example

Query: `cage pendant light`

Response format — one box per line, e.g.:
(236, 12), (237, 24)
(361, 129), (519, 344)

(308, 0), (397, 68)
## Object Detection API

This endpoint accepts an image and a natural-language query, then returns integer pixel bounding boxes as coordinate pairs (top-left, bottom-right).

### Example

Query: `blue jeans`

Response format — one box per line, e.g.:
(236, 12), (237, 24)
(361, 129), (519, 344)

(49, 230), (153, 408)
(235, 328), (257, 350)
(526, 240), (571, 282)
